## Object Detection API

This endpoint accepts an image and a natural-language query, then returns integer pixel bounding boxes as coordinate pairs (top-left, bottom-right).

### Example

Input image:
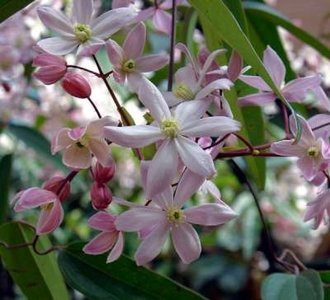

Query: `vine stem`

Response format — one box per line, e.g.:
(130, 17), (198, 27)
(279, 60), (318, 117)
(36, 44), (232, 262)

(87, 97), (102, 118)
(167, 0), (177, 91)
(67, 64), (101, 77)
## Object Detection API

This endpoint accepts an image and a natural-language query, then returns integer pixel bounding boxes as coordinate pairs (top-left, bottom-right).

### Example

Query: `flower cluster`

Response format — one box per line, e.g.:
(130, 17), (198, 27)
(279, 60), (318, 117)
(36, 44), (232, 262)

(12, 0), (330, 268)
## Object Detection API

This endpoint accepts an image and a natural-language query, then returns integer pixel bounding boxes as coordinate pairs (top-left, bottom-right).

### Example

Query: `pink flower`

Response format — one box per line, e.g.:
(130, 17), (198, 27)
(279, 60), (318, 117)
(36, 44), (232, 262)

(115, 185), (236, 265)
(238, 46), (328, 110)
(90, 182), (112, 210)
(83, 211), (124, 263)
(112, 0), (135, 9)
(33, 53), (67, 85)
(104, 79), (241, 198)
(52, 117), (117, 169)
(106, 22), (168, 92)
(37, 0), (137, 56)
(304, 188), (330, 229)
(271, 117), (330, 181)
(14, 187), (64, 235)
(91, 160), (116, 183)
(61, 72), (91, 98)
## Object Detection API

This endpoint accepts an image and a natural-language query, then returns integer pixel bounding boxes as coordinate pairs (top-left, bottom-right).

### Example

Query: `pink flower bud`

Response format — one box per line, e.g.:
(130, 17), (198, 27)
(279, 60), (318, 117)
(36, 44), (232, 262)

(90, 182), (112, 210)
(61, 72), (91, 98)
(42, 176), (70, 202)
(92, 161), (116, 183)
(33, 53), (67, 85)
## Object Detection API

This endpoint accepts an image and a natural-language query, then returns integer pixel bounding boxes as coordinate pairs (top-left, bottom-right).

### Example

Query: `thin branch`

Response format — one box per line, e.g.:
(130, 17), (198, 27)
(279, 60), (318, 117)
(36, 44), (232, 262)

(67, 65), (101, 77)
(167, 0), (177, 91)
(87, 97), (102, 118)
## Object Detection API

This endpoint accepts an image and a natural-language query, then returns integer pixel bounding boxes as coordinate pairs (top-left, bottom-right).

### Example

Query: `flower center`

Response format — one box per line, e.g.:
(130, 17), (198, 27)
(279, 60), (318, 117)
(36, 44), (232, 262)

(166, 207), (185, 224)
(122, 59), (136, 73)
(76, 135), (89, 148)
(160, 119), (179, 138)
(173, 83), (195, 100)
(73, 23), (92, 43)
(307, 146), (320, 158)
(41, 202), (54, 211)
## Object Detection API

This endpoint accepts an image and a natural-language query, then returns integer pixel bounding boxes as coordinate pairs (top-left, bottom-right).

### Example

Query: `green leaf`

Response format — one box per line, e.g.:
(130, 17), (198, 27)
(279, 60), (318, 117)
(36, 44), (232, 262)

(188, 0), (301, 142)
(261, 271), (324, 300)
(58, 242), (206, 300)
(198, 12), (266, 189)
(7, 122), (66, 172)
(0, 154), (12, 223)
(243, 1), (330, 59)
(0, 0), (34, 22)
(319, 271), (330, 300)
(0, 222), (69, 300)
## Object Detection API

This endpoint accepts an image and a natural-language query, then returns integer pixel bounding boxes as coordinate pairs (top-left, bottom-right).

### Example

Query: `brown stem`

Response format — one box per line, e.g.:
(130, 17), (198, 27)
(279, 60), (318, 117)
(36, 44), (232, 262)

(167, 0), (177, 91)
(87, 97), (102, 118)
(67, 65), (101, 77)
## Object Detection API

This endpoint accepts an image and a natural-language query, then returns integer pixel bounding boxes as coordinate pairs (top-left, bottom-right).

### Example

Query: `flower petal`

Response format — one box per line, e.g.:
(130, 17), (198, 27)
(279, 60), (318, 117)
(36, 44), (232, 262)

(185, 203), (237, 226)
(135, 54), (169, 72)
(238, 92), (276, 107)
(106, 39), (124, 67)
(92, 7), (137, 39)
(104, 125), (163, 148)
(135, 221), (169, 265)
(146, 140), (178, 198)
(87, 116), (119, 137)
(37, 6), (74, 36)
(88, 139), (111, 167)
(270, 140), (306, 157)
(83, 232), (117, 255)
(37, 37), (78, 56)
(153, 9), (171, 34)
(72, 0), (93, 24)
(239, 75), (271, 91)
(171, 223), (201, 264)
(138, 78), (171, 122)
(123, 22), (146, 59)
(88, 211), (116, 231)
(115, 207), (165, 232)
(173, 99), (210, 125)
(14, 188), (56, 212)
(36, 199), (64, 235)
(63, 144), (91, 169)
(175, 136), (215, 178)
(195, 78), (233, 100)
(181, 116), (240, 138)
(263, 46), (285, 87)
(107, 232), (124, 263)
(51, 128), (72, 154)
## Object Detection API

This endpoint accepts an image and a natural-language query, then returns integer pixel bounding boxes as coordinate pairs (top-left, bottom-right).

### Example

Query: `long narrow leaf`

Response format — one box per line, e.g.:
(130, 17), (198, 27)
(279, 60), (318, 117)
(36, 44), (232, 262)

(0, 154), (12, 223)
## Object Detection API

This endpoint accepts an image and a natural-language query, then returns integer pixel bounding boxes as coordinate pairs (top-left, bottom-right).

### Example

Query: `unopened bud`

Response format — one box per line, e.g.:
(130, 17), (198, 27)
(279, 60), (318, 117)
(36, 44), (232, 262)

(62, 72), (91, 98)
(90, 182), (112, 210)
(92, 161), (116, 183)
(33, 53), (67, 85)
(43, 176), (70, 202)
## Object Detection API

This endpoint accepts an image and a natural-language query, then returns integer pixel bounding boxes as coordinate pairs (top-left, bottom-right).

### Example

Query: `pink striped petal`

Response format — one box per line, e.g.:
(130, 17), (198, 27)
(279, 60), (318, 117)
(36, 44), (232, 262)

(14, 188), (56, 212)
(146, 140), (178, 198)
(37, 37), (78, 56)
(106, 40), (124, 67)
(153, 9), (172, 34)
(37, 6), (73, 36)
(175, 136), (215, 178)
(123, 22), (146, 59)
(195, 78), (233, 100)
(239, 75), (271, 91)
(104, 125), (163, 148)
(181, 116), (240, 138)
(63, 145), (91, 169)
(88, 211), (116, 231)
(297, 156), (316, 181)
(238, 92), (276, 106)
(171, 223), (201, 264)
(72, 0), (93, 24)
(135, 221), (169, 265)
(270, 140), (306, 157)
(135, 54), (169, 72)
(92, 7), (137, 39)
(174, 100), (209, 124)
(115, 207), (165, 231)
(107, 232), (124, 263)
(185, 203), (237, 226)
(263, 46), (285, 87)
(36, 199), (64, 235)
(83, 232), (117, 255)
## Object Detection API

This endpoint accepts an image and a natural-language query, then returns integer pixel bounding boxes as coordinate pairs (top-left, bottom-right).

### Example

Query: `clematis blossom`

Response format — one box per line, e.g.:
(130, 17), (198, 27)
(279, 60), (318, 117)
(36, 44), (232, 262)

(271, 117), (330, 181)
(104, 79), (241, 198)
(14, 188), (63, 235)
(106, 22), (168, 92)
(115, 184), (236, 265)
(52, 116), (117, 169)
(238, 46), (329, 110)
(83, 212), (124, 263)
(37, 0), (137, 56)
